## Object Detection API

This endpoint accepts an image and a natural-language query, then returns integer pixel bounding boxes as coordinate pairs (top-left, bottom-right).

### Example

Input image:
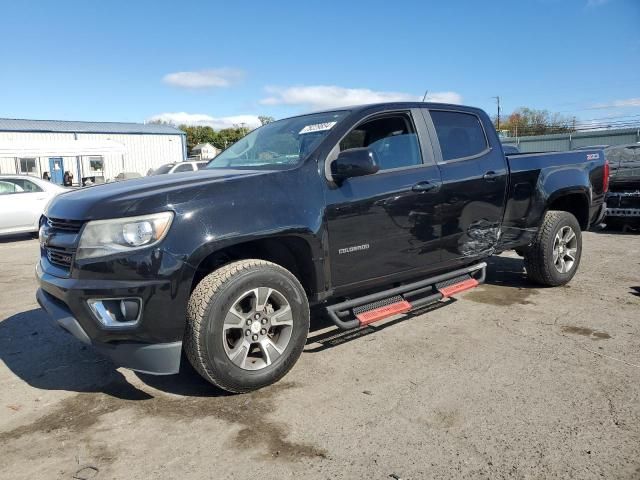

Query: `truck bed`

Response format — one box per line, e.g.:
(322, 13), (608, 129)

(498, 149), (606, 250)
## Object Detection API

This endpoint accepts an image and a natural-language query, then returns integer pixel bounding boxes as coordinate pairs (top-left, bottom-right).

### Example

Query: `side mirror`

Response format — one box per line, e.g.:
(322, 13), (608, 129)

(331, 148), (380, 182)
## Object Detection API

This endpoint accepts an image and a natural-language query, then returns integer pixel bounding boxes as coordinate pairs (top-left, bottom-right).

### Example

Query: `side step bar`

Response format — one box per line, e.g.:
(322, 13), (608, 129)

(325, 263), (486, 330)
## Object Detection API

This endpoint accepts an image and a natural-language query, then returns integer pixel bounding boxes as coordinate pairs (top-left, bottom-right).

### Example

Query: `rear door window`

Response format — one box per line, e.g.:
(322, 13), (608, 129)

(13, 178), (43, 192)
(429, 110), (488, 161)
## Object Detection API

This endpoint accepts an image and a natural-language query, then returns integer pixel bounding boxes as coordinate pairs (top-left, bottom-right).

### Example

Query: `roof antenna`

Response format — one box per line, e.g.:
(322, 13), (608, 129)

(422, 90), (429, 102)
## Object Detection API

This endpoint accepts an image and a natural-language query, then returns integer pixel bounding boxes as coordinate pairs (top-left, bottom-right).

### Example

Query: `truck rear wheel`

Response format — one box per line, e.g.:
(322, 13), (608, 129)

(524, 210), (582, 286)
(184, 259), (310, 393)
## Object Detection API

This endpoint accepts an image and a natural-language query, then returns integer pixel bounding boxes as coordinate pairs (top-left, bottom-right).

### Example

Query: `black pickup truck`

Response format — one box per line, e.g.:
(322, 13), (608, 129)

(36, 102), (607, 392)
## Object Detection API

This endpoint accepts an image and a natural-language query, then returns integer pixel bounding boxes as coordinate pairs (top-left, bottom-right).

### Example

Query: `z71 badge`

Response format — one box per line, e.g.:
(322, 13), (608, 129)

(586, 153), (600, 160)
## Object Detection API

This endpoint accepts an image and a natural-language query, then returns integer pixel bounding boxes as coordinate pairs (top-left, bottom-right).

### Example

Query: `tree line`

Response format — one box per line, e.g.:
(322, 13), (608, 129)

(150, 116), (275, 155)
(493, 107), (575, 137)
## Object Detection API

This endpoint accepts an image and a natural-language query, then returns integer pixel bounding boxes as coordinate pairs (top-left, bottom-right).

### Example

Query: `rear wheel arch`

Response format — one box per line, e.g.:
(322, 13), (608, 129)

(545, 190), (590, 230)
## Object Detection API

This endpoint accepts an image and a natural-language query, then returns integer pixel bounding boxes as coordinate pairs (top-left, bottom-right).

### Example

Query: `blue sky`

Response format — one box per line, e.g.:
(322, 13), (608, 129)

(0, 0), (638, 129)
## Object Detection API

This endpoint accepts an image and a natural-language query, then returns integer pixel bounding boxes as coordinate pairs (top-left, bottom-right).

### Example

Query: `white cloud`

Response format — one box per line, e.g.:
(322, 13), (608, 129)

(590, 98), (640, 109)
(162, 68), (244, 89)
(423, 91), (464, 104)
(147, 112), (261, 130)
(260, 85), (462, 109)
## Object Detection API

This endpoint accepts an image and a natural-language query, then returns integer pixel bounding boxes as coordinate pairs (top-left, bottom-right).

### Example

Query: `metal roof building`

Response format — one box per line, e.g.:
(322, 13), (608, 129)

(501, 127), (640, 153)
(0, 118), (186, 185)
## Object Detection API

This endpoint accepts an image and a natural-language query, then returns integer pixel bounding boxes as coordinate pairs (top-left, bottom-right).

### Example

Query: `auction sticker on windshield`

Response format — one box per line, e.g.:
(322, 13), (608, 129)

(299, 121), (337, 134)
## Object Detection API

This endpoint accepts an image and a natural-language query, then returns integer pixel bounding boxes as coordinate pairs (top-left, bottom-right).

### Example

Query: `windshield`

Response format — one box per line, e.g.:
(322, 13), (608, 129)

(151, 164), (175, 175)
(206, 111), (348, 170)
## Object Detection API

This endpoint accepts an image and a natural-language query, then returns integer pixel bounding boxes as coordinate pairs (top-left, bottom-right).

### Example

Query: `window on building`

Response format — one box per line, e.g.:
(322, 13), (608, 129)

(339, 113), (423, 171)
(429, 110), (488, 161)
(19, 158), (37, 174)
(89, 156), (104, 172)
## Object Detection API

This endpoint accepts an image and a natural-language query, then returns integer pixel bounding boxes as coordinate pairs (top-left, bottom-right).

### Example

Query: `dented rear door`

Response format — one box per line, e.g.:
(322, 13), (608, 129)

(422, 108), (508, 266)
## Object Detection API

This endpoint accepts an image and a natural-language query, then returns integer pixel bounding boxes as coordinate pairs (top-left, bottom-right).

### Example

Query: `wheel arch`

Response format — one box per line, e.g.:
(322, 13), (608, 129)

(545, 188), (590, 230)
(188, 235), (320, 298)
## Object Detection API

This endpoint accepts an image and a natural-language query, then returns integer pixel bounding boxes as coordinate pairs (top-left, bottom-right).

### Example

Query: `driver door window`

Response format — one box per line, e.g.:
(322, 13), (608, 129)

(339, 113), (423, 171)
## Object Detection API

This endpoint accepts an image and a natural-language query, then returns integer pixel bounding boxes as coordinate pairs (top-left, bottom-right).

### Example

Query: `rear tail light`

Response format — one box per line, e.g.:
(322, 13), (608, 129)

(603, 160), (610, 193)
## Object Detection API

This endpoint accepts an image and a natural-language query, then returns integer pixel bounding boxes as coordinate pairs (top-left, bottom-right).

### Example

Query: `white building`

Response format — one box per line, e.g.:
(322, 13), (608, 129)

(0, 118), (186, 185)
(191, 142), (220, 160)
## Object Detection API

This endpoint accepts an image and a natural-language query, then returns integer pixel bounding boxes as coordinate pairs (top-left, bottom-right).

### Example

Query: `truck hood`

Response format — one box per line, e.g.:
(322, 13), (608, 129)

(46, 169), (270, 220)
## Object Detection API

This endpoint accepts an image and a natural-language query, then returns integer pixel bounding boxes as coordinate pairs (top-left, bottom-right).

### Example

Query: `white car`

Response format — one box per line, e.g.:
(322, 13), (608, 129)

(149, 161), (209, 175)
(0, 175), (67, 236)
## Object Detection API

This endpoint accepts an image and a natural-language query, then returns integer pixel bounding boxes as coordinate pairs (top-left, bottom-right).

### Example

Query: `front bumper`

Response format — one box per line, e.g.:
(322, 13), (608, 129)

(36, 259), (189, 375)
(36, 288), (181, 374)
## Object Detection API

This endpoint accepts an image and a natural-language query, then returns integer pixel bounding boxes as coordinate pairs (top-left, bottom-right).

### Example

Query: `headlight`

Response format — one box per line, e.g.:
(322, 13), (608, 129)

(76, 212), (174, 260)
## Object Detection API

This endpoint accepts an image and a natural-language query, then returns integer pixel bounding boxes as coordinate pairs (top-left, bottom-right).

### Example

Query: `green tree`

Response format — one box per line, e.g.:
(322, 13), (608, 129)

(214, 128), (247, 150)
(179, 123), (256, 154)
(494, 107), (574, 137)
(179, 125), (218, 153)
(258, 115), (275, 126)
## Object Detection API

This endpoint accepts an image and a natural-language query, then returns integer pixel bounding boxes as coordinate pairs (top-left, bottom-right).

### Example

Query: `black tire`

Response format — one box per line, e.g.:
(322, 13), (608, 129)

(523, 210), (582, 286)
(184, 259), (310, 393)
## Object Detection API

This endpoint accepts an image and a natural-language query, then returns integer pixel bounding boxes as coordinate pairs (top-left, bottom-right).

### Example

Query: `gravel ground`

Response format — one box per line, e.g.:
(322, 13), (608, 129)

(0, 232), (638, 479)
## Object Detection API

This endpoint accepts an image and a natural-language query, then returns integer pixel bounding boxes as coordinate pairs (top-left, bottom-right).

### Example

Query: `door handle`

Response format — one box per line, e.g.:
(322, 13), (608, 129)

(483, 171), (498, 181)
(412, 181), (439, 193)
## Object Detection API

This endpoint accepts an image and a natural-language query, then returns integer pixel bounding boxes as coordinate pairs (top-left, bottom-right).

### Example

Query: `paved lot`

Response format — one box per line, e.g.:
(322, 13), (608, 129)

(0, 232), (638, 479)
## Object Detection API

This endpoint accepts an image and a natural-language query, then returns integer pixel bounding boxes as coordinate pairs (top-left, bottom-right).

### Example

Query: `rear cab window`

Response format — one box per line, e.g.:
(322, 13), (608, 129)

(429, 110), (489, 161)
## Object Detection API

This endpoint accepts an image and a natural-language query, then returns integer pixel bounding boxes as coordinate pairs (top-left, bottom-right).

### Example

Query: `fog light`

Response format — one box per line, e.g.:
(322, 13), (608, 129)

(87, 298), (142, 328)
(120, 299), (140, 321)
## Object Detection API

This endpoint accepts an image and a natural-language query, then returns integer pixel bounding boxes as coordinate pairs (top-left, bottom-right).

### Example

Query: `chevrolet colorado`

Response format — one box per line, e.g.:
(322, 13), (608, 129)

(36, 102), (607, 392)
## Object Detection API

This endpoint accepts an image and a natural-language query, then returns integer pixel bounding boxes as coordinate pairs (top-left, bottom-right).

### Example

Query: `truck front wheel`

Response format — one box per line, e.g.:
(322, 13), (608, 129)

(184, 259), (310, 393)
(524, 210), (582, 286)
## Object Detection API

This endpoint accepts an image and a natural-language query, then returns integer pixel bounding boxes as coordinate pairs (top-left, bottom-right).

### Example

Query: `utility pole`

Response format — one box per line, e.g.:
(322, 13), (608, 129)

(492, 96), (501, 131)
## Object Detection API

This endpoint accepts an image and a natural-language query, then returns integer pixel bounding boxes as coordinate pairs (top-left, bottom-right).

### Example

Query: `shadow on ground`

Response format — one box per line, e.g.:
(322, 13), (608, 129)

(483, 255), (538, 289)
(0, 308), (224, 399)
(1, 255), (535, 398)
(0, 233), (37, 244)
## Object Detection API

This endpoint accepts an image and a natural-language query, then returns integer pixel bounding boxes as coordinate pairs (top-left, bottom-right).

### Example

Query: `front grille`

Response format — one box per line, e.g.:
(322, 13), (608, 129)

(46, 245), (75, 269)
(47, 217), (85, 233)
(42, 216), (84, 273)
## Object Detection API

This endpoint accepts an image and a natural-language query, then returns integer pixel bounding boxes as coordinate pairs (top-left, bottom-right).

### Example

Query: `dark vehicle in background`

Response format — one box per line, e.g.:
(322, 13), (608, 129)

(574, 145), (611, 151)
(501, 144), (520, 154)
(603, 143), (640, 228)
(36, 102), (607, 393)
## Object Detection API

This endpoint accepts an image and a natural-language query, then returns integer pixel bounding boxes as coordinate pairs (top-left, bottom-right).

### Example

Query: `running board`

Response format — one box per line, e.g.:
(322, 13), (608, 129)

(325, 263), (486, 330)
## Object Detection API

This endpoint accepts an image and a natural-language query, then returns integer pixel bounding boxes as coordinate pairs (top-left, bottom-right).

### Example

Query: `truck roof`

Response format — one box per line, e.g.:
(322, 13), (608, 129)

(302, 102), (482, 117)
